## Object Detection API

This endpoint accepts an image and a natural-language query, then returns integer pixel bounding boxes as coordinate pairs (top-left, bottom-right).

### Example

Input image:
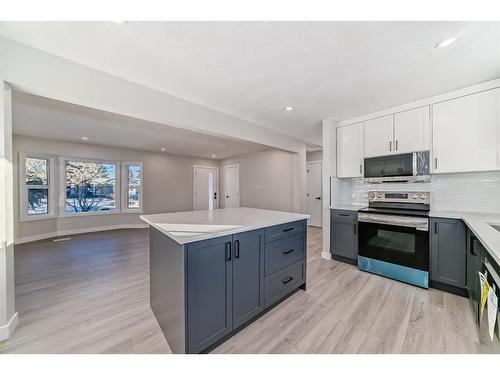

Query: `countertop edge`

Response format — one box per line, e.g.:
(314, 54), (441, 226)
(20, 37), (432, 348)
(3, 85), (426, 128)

(140, 213), (310, 245)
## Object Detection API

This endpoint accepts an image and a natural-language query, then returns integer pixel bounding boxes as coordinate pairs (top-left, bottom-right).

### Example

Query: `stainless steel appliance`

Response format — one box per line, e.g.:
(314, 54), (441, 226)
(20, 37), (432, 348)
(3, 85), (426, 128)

(364, 151), (430, 183)
(358, 191), (430, 288)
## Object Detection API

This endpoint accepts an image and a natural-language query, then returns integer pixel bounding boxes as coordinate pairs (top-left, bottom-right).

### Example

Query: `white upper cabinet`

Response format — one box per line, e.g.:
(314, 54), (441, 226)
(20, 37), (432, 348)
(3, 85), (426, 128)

(432, 88), (500, 174)
(394, 106), (430, 153)
(337, 123), (364, 178)
(364, 115), (394, 158)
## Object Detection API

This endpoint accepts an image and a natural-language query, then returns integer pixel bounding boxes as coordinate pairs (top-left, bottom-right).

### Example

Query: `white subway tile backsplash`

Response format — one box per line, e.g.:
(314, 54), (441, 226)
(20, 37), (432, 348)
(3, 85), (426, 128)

(331, 171), (500, 213)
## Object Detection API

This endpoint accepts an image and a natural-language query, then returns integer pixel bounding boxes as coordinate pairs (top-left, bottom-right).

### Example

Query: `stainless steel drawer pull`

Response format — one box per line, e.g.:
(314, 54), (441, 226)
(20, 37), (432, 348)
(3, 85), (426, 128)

(282, 276), (294, 284)
(283, 227), (294, 233)
(282, 249), (294, 255)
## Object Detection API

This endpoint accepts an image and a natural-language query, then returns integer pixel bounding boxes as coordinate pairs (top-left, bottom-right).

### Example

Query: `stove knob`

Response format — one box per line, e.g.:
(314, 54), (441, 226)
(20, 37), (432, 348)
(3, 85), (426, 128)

(370, 192), (376, 198)
(412, 193), (418, 199)
(421, 194), (427, 199)
(377, 193), (383, 198)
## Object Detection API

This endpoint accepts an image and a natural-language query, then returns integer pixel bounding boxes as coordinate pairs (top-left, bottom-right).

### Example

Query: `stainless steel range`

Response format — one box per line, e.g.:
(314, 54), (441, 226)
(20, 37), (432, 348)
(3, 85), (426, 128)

(357, 191), (430, 288)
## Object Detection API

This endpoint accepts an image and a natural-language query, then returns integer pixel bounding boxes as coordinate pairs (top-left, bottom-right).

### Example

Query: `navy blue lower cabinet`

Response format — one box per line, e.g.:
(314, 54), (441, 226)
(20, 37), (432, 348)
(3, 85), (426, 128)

(430, 218), (467, 292)
(232, 230), (265, 329)
(186, 235), (233, 354)
(149, 220), (307, 354)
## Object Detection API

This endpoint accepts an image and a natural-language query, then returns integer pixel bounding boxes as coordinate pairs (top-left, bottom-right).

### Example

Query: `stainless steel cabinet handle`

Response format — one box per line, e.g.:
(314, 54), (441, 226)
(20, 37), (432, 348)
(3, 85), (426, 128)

(395, 140), (398, 151)
(389, 141), (392, 151)
(434, 157), (438, 170)
(359, 164), (362, 174)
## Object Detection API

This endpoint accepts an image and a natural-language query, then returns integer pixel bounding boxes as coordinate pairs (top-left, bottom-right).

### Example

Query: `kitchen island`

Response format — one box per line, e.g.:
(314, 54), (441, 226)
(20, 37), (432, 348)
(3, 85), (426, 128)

(140, 207), (310, 354)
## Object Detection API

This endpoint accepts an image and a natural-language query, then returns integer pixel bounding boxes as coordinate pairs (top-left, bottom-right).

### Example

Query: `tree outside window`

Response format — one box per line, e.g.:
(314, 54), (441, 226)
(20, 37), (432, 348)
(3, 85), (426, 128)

(65, 161), (117, 213)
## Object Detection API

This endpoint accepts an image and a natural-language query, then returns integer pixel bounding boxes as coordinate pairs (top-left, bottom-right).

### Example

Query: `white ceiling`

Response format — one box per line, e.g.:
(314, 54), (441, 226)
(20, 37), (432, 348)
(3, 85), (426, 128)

(12, 91), (268, 160)
(2, 21), (500, 145)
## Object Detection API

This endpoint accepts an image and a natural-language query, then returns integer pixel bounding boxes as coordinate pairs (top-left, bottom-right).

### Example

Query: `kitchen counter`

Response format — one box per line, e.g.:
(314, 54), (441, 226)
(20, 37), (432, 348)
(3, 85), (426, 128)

(141, 207), (310, 245)
(144, 206), (309, 353)
(330, 204), (366, 211)
(430, 210), (500, 266)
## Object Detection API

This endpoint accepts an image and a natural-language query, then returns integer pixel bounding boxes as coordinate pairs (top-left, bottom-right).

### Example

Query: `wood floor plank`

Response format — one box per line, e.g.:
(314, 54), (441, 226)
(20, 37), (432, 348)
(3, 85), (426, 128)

(0, 226), (493, 354)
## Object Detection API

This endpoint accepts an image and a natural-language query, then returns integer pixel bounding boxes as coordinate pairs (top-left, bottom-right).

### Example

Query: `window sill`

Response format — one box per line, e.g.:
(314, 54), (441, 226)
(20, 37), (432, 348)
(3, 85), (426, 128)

(20, 214), (57, 222)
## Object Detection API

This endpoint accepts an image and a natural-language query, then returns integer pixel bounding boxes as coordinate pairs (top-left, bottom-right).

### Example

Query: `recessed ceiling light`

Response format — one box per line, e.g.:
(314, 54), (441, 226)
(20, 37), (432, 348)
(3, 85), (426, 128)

(285, 106), (294, 111)
(161, 147), (166, 151)
(81, 136), (89, 141)
(435, 38), (459, 49)
(211, 154), (217, 158)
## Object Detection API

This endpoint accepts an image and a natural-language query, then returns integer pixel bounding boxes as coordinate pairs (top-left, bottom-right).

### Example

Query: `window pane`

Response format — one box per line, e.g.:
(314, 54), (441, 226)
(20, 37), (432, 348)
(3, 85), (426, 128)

(28, 188), (48, 215)
(65, 161), (116, 213)
(127, 165), (142, 209)
(25, 157), (48, 185)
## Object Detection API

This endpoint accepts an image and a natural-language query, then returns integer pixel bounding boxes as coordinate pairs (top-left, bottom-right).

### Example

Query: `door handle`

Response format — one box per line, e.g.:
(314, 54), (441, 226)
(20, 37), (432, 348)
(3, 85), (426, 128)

(315, 197), (321, 200)
(225, 241), (232, 261)
(234, 240), (240, 259)
(282, 276), (294, 284)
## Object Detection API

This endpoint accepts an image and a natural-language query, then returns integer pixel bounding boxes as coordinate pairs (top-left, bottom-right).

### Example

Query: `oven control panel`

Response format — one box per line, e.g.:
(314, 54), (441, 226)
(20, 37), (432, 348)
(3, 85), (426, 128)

(368, 191), (430, 205)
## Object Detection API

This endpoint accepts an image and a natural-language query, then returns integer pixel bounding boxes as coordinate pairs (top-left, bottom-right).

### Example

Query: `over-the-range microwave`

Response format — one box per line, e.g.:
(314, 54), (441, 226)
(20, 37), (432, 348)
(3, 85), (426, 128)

(364, 151), (431, 183)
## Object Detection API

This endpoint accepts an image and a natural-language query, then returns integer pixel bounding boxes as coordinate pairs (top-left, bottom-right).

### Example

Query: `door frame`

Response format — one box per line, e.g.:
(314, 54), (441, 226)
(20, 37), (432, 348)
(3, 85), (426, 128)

(193, 165), (220, 210)
(306, 160), (322, 227)
(224, 164), (240, 208)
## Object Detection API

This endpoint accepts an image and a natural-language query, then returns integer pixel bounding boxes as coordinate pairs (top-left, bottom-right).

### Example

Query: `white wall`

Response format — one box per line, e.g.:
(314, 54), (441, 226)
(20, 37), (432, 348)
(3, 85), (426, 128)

(13, 135), (219, 243)
(219, 149), (303, 213)
(306, 150), (323, 162)
(0, 81), (17, 340)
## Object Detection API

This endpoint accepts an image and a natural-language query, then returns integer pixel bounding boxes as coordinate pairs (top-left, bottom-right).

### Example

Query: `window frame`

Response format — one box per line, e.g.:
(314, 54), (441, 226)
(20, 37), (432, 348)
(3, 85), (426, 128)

(59, 156), (121, 217)
(121, 162), (144, 213)
(19, 152), (57, 222)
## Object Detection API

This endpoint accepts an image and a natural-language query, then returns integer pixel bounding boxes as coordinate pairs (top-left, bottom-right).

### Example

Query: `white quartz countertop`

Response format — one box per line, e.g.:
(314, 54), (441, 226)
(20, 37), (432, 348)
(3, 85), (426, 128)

(430, 210), (500, 266)
(330, 204), (366, 211)
(140, 207), (310, 245)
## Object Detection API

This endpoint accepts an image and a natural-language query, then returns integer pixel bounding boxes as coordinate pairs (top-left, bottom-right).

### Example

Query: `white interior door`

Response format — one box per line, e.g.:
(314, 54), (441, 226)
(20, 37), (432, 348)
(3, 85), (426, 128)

(224, 164), (240, 208)
(306, 162), (322, 227)
(194, 166), (219, 210)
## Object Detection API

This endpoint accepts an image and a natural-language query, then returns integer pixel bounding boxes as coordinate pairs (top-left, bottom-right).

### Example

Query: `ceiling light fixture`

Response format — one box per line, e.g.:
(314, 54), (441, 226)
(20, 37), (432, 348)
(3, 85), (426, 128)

(161, 147), (166, 151)
(211, 154), (217, 158)
(285, 106), (294, 111)
(81, 136), (89, 141)
(435, 38), (459, 49)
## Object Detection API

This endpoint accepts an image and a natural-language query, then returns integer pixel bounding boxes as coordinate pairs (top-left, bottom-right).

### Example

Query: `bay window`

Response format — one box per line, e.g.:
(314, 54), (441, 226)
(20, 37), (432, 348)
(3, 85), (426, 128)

(61, 158), (120, 215)
(20, 153), (55, 221)
(122, 162), (143, 212)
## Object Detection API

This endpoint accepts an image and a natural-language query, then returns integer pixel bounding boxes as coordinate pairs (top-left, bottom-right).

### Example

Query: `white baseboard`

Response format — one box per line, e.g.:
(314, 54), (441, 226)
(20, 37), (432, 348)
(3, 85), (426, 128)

(15, 224), (149, 245)
(0, 312), (18, 341)
(321, 251), (332, 260)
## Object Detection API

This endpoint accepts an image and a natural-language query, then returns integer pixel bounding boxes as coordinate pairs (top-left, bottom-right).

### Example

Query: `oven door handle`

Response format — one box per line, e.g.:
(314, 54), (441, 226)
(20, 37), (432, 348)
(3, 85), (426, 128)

(358, 213), (429, 231)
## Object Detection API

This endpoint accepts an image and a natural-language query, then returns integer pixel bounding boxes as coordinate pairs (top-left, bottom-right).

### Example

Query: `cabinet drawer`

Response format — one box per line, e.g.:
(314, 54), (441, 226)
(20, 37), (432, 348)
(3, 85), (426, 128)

(265, 233), (305, 276)
(264, 220), (305, 243)
(332, 210), (356, 222)
(264, 259), (305, 308)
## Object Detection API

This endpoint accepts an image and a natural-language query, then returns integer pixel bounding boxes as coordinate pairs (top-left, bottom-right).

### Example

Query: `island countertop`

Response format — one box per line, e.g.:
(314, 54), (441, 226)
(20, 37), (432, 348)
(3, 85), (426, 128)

(140, 207), (310, 245)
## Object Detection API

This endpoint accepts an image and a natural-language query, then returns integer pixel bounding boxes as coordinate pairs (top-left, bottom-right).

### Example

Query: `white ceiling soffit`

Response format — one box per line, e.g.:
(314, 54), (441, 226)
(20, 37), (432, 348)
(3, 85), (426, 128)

(1, 21), (499, 144)
(12, 91), (269, 160)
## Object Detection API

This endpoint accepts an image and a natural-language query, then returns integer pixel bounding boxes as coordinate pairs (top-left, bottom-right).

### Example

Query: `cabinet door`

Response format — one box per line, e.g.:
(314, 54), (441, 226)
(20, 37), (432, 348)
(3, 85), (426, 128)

(394, 106), (430, 153)
(430, 218), (466, 288)
(364, 115), (394, 157)
(330, 211), (358, 260)
(187, 236), (232, 353)
(232, 230), (264, 329)
(432, 88), (500, 174)
(467, 230), (483, 324)
(337, 123), (364, 178)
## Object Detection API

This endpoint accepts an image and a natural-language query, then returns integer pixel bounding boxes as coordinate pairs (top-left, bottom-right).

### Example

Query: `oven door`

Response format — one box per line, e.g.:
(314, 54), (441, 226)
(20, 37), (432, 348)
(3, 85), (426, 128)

(358, 213), (429, 271)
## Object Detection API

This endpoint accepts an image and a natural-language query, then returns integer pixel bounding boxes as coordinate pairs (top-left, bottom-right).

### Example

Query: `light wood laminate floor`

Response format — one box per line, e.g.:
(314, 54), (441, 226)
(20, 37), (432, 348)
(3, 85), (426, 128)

(0, 226), (492, 354)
